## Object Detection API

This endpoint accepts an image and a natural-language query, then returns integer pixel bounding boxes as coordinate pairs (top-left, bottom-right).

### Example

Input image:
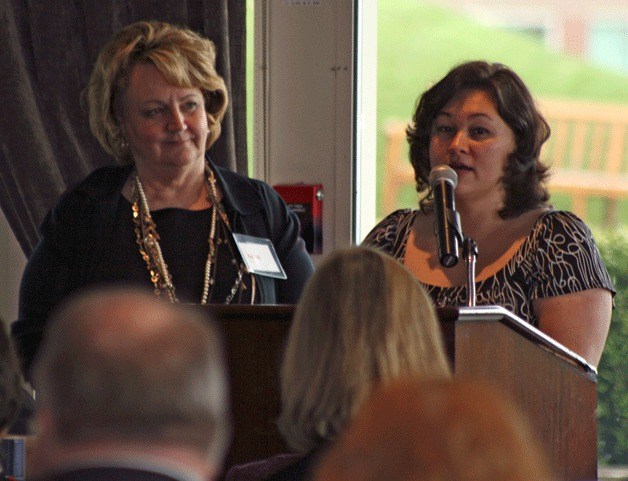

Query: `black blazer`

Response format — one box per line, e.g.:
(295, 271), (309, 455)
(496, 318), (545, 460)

(33, 466), (198, 481)
(13, 156), (314, 378)
(265, 447), (328, 481)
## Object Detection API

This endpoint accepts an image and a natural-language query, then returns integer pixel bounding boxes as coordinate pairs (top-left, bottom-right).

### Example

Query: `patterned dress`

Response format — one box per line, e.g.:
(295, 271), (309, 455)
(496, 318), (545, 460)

(363, 209), (615, 327)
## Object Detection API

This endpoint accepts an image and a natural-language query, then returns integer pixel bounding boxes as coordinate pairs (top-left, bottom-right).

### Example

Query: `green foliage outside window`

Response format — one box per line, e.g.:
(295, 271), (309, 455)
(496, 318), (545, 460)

(596, 233), (628, 464)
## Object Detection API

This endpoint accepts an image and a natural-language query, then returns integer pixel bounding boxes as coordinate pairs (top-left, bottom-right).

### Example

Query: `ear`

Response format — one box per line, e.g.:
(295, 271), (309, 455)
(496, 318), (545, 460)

(29, 406), (62, 475)
(34, 405), (57, 442)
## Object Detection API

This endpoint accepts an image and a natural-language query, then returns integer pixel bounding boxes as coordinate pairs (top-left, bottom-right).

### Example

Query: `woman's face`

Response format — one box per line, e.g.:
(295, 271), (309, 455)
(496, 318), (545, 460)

(428, 89), (516, 208)
(118, 63), (209, 173)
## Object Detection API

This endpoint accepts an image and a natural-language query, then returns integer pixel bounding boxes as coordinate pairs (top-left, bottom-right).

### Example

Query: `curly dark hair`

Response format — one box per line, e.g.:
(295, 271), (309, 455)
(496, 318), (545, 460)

(407, 61), (551, 218)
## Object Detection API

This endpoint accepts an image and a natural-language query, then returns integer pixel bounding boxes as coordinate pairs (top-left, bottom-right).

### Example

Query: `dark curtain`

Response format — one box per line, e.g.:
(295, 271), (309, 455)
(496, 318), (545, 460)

(0, 0), (247, 257)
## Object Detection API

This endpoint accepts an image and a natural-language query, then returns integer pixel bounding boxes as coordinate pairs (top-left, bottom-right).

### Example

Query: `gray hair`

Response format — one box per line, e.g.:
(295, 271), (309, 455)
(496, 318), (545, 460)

(32, 286), (231, 465)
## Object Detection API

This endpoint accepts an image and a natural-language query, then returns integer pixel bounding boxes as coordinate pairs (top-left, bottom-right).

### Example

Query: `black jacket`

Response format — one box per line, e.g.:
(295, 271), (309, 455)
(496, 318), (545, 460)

(12, 158), (314, 377)
(33, 466), (203, 481)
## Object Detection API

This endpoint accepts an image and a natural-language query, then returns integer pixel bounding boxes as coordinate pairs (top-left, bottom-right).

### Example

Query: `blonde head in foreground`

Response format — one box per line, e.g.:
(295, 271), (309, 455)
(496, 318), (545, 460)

(278, 246), (451, 454)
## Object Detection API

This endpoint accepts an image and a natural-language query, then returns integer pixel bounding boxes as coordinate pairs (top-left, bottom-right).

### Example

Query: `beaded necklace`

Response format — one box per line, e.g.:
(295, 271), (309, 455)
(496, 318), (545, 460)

(131, 164), (255, 304)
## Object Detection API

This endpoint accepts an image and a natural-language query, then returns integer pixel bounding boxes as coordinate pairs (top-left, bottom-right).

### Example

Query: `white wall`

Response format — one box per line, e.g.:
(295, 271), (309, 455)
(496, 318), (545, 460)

(0, 209), (26, 326)
(254, 0), (376, 259)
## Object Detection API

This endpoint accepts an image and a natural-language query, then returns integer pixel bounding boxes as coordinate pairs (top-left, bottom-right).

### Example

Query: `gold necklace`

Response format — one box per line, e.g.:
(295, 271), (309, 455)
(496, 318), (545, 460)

(131, 165), (254, 304)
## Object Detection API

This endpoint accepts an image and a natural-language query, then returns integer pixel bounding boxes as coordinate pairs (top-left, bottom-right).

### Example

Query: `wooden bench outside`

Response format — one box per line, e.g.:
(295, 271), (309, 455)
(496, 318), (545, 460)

(382, 98), (628, 226)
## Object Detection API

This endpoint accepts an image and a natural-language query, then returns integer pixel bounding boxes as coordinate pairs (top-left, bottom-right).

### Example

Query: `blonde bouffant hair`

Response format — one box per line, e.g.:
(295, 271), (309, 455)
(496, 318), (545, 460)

(85, 20), (228, 162)
(278, 246), (451, 453)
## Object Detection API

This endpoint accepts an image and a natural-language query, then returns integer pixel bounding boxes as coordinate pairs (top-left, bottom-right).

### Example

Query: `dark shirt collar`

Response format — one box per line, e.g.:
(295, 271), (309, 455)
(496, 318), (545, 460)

(206, 155), (258, 216)
(86, 156), (258, 216)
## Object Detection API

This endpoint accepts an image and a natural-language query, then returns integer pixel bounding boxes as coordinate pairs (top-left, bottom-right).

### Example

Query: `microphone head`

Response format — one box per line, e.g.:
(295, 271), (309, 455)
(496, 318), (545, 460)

(428, 165), (458, 188)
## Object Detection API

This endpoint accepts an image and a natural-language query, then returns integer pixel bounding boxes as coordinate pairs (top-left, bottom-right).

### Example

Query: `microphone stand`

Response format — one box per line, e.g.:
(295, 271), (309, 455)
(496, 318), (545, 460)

(462, 238), (478, 307)
(431, 164), (479, 308)
(445, 214), (479, 308)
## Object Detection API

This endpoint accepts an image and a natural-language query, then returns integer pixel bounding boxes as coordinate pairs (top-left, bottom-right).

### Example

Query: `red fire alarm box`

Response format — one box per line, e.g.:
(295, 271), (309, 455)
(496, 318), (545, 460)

(273, 184), (323, 255)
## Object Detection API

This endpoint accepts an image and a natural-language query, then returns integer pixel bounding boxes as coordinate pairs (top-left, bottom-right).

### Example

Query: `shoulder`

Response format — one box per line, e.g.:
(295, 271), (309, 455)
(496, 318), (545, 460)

(48, 165), (129, 215)
(530, 210), (596, 244)
(369, 208), (416, 232)
(212, 162), (282, 213)
(63, 165), (132, 202)
(213, 162), (275, 196)
(225, 453), (303, 481)
(30, 466), (184, 481)
(265, 451), (322, 481)
(525, 210), (615, 295)
(42, 165), (130, 236)
(362, 209), (416, 245)
(536, 209), (587, 227)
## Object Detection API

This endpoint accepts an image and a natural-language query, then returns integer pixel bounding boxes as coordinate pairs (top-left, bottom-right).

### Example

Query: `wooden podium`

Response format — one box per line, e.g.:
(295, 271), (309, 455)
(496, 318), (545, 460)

(208, 304), (598, 481)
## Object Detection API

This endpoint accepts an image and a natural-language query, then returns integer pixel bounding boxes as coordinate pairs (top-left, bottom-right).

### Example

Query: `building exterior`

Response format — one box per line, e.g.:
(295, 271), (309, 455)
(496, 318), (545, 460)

(433, 0), (628, 73)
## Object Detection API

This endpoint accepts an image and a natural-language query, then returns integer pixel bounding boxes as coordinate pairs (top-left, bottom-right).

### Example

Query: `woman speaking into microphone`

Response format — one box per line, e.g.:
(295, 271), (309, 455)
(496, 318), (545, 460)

(363, 60), (614, 367)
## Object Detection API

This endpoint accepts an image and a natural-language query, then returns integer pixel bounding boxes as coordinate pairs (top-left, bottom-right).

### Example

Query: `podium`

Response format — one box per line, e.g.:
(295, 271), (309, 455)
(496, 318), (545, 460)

(209, 304), (598, 481)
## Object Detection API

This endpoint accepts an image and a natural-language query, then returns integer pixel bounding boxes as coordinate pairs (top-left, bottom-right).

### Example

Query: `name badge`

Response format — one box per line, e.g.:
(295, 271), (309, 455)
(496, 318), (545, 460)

(232, 233), (287, 279)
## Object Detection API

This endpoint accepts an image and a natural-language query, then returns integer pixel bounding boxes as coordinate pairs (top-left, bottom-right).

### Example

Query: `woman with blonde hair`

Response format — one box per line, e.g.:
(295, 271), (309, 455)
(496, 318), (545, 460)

(14, 20), (314, 378)
(226, 246), (451, 481)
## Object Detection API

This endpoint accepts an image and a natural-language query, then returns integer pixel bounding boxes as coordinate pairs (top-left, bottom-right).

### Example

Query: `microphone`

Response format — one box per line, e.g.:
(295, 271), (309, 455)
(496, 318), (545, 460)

(428, 165), (462, 268)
